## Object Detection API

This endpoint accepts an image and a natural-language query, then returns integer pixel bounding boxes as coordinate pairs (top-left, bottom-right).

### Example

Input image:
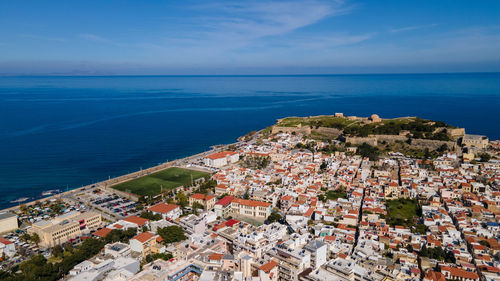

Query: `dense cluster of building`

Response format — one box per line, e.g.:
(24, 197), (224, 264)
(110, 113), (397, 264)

(1, 124), (499, 281)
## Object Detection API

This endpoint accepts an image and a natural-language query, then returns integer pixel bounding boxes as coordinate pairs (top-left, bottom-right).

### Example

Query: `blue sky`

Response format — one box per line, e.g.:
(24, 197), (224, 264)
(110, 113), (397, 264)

(1, 0), (500, 74)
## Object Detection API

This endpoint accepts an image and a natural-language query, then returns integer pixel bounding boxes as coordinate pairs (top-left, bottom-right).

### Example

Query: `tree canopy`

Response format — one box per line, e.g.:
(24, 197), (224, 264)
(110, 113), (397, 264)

(157, 226), (186, 244)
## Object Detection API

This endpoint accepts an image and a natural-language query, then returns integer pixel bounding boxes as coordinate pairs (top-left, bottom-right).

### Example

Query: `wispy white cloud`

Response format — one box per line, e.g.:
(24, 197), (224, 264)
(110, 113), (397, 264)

(147, 0), (364, 62)
(196, 0), (347, 39)
(19, 34), (68, 42)
(294, 33), (374, 49)
(79, 33), (122, 46)
(390, 23), (438, 33)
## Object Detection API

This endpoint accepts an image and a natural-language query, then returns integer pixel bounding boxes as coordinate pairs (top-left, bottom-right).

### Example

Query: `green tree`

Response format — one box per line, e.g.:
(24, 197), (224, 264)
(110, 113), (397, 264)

(31, 233), (40, 246)
(192, 202), (205, 210)
(176, 191), (188, 208)
(145, 252), (174, 263)
(140, 211), (163, 221)
(267, 211), (282, 224)
(357, 143), (380, 161)
(157, 226), (186, 244)
(479, 153), (491, 162)
(52, 245), (63, 258)
(320, 160), (327, 172)
(64, 242), (73, 254)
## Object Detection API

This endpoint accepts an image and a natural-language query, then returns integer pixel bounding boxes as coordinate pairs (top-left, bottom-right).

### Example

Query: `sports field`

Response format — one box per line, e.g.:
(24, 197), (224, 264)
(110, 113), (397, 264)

(111, 167), (210, 197)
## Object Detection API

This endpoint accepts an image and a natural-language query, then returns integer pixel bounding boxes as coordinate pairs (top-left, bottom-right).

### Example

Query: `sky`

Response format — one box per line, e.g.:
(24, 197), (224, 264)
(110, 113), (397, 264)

(1, 0), (500, 75)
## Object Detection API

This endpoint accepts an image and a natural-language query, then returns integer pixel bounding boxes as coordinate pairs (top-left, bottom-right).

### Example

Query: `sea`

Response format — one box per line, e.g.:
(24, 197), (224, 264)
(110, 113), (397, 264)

(0, 73), (499, 209)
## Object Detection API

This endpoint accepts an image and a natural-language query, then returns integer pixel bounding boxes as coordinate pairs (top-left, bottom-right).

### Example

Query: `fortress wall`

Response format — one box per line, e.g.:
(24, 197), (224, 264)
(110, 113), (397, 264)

(313, 127), (342, 136)
(373, 135), (407, 143)
(345, 137), (378, 146)
(410, 139), (457, 150)
(272, 126), (311, 135)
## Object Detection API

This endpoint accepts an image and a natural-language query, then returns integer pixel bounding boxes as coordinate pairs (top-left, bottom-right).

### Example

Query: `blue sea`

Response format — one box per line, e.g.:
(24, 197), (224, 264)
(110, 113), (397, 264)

(0, 73), (499, 209)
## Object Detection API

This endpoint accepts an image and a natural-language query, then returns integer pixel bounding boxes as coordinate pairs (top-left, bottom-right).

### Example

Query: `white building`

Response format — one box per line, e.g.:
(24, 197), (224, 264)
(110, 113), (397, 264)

(104, 242), (131, 258)
(148, 203), (182, 220)
(0, 213), (18, 233)
(204, 151), (239, 168)
(305, 240), (327, 269)
(0, 237), (16, 257)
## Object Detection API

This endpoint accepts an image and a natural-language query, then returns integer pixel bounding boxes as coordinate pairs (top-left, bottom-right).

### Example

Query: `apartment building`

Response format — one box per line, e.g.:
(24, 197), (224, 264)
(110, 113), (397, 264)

(270, 244), (311, 281)
(304, 240), (327, 269)
(231, 198), (271, 219)
(30, 211), (101, 247)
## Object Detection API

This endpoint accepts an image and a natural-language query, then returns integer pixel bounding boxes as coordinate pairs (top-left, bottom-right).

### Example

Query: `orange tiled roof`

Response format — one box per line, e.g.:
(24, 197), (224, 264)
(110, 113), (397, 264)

(131, 232), (154, 243)
(190, 193), (215, 201)
(205, 151), (237, 160)
(259, 260), (278, 273)
(148, 203), (180, 214)
(93, 227), (112, 238)
(232, 198), (271, 207)
(123, 215), (149, 226)
(209, 253), (224, 261)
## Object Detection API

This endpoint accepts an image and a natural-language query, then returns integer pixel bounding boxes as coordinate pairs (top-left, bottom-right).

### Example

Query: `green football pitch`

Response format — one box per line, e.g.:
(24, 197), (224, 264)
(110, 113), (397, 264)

(111, 167), (210, 197)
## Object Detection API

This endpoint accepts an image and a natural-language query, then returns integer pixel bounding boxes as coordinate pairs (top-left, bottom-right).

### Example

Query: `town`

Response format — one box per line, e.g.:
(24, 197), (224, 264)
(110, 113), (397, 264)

(1, 114), (499, 281)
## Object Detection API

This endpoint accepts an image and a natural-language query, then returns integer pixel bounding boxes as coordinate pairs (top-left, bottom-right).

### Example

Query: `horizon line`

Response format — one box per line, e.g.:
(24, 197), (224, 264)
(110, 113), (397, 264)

(1, 71), (500, 78)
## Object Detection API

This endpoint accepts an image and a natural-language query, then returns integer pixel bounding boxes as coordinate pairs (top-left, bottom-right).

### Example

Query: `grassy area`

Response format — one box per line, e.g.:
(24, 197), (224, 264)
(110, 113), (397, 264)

(385, 198), (421, 227)
(277, 115), (454, 141)
(112, 167), (210, 197)
(277, 116), (357, 128)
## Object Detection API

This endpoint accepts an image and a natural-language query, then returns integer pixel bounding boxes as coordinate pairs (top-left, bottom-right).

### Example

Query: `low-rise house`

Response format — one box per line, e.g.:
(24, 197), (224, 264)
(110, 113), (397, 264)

(148, 203), (182, 220)
(129, 231), (165, 259)
(189, 193), (216, 210)
(0, 237), (16, 257)
(105, 242), (131, 258)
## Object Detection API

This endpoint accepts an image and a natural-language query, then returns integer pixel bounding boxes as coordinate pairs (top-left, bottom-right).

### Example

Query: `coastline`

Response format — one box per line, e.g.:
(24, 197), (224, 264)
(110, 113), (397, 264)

(0, 141), (240, 214)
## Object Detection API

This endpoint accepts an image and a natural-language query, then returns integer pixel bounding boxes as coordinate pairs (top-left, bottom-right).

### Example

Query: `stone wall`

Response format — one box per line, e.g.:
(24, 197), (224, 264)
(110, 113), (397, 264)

(448, 128), (466, 138)
(410, 139), (457, 150)
(373, 135), (407, 143)
(271, 125), (311, 135)
(313, 127), (342, 136)
(345, 137), (378, 146)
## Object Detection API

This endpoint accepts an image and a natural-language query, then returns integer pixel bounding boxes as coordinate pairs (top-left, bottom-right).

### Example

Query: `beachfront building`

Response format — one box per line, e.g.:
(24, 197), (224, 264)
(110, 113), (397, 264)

(30, 211), (101, 247)
(189, 193), (216, 210)
(462, 134), (489, 149)
(231, 198), (271, 220)
(0, 212), (18, 233)
(147, 203), (181, 220)
(204, 151), (239, 168)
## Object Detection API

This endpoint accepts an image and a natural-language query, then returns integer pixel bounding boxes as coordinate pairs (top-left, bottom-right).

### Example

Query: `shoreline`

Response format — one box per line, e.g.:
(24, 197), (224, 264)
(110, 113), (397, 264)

(0, 141), (240, 214)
